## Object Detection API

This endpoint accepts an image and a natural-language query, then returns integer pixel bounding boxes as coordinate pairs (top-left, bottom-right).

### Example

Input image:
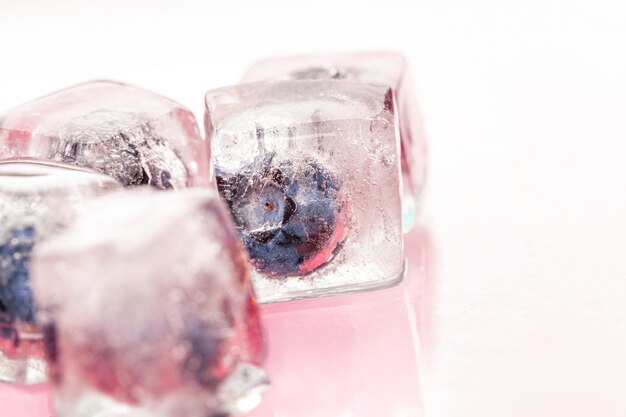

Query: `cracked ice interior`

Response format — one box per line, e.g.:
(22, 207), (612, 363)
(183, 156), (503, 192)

(243, 52), (427, 230)
(206, 80), (404, 303)
(0, 160), (119, 384)
(31, 188), (266, 417)
(0, 80), (210, 189)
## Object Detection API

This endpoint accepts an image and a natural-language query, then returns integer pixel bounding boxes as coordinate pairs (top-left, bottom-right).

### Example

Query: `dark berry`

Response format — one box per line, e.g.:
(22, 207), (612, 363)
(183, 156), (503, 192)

(0, 226), (37, 323)
(217, 154), (345, 276)
(181, 314), (225, 389)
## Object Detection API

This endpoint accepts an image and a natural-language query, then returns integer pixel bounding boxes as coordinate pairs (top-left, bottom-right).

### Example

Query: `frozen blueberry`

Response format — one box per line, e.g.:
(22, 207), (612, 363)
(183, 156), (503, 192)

(181, 313), (227, 389)
(48, 111), (189, 190)
(0, 226), (36, 324)
(217, 154), (345, 276)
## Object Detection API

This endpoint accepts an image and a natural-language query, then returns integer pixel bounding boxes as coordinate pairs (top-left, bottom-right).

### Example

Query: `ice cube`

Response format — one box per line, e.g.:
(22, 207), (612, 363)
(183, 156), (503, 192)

(0, 159), (119, 384)
(205, 80), (404, 303)
(31, 188), (267, 417)
(242, 52), (427, 229)
(0, 80), (210, 189)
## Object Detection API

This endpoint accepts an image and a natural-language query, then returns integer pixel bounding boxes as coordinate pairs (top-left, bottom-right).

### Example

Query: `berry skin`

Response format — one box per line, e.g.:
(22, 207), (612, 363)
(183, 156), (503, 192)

(217, 154), (346, 276)
(0, 226), (36, 326)
(51, 111), (189, 190)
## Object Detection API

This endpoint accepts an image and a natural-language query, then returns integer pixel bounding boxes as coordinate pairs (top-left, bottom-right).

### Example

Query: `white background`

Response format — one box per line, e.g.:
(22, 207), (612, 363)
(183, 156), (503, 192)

(2, 1), (626, 416)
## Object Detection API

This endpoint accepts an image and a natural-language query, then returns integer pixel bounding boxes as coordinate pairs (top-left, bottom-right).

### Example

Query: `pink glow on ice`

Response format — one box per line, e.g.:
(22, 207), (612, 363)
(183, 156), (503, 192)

(0, 382), (51, 417)
(298, 211), (349, 275)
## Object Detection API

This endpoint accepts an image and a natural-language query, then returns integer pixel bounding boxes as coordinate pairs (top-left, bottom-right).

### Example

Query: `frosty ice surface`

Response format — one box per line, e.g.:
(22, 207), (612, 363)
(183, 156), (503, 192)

(206, 80), (404, 303)
(31, 189), (266, 417)
(0, 80), (210, 189)
(0, 159), (119, 384)
(243, 52), (426, 229)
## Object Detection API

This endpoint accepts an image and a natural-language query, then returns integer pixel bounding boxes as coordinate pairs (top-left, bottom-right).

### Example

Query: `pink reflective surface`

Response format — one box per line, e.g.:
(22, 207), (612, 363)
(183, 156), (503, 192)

(248, 227), (433, 417)
(0, 382), (50, 416)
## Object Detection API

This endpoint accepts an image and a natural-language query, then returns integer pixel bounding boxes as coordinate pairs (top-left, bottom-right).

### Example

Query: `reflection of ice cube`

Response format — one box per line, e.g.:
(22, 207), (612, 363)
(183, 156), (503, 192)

(0, 80), (210, 189)
(243, 52), (427, 230)
(31, 188), (267, 417)
(206, 80), (404, 303)
(0, 159), (119, 384)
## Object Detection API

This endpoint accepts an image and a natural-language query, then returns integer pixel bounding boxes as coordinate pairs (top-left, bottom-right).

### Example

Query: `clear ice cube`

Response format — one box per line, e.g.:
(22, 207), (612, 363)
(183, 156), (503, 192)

(243, 52), (427, 230)
(0, 159), (119, 384)
(0, 80), (210, 189)
(31, 188), (266, 417)
(205, 80), (404, 303)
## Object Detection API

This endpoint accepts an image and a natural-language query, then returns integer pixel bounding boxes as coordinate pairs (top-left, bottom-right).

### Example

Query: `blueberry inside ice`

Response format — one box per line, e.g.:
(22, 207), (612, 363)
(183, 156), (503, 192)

(217, 154), (342, 276)
(231, 182), (286, 238)
(0, 226), (36, 327)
